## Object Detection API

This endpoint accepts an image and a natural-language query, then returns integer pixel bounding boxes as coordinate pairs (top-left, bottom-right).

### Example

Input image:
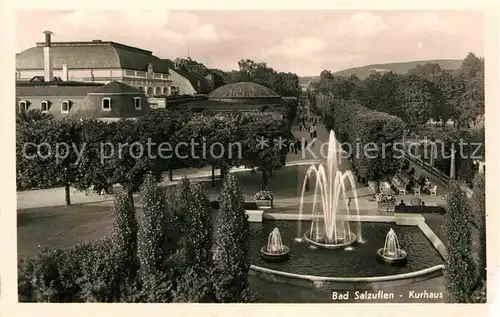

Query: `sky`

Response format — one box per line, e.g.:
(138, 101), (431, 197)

(16, 10), (484, 76)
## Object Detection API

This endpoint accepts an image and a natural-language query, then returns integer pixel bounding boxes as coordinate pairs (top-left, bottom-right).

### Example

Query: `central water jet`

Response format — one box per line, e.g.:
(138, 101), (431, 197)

(296, 130), (364, 249)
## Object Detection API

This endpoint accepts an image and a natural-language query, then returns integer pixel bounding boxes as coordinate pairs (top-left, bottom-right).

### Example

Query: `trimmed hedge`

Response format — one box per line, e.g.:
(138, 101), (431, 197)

(209, 200), (258, 210)
(327, 98), (406, 183)
(394, 205), (446, 214)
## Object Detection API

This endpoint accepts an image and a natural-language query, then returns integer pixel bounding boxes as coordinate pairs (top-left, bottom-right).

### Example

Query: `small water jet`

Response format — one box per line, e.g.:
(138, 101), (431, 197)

(260, 227), (290, 262)
(376, 228), (408, 264)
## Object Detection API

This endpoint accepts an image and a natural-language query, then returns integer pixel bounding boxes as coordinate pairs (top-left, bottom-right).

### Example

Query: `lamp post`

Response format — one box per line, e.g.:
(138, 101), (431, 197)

(429, 141), (436, 167)
(450, 143), (456, 180)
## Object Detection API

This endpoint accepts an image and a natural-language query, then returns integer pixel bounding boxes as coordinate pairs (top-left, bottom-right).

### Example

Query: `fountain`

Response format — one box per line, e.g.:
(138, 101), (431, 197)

(296, 130), (364, 249)
(377, 228), (408, 264)
(260, 227), (290, 262)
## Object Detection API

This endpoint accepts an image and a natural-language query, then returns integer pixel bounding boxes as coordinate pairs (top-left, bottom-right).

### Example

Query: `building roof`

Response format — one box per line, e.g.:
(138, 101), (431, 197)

(16, 81), (143, 97)
(208, 82), (281, 100)
(161, 59), (213, 94)
(16, 86), (102, 97)
(89, 81), (144, 94)
(16, 80), (103, 87)
(16, 41), (170, 73)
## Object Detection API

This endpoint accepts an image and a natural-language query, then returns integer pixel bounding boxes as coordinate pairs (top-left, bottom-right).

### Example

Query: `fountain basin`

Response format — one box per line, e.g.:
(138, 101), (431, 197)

(303, 230), (357, 249)
(376, 248), (408, 264)
(261, 245), (290, 262)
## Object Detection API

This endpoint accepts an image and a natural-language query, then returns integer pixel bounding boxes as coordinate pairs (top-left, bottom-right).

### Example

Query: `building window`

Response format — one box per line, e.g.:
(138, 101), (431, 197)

(40, 101), (49, 113)
(134, 97), (142, 110)
(155, 87), (161, 95)
(163, 87), (168, 94)
(146, 87), (153, 96)
(19, 100), (28, 111)
(102, 98), (112, 111)
(61, 100), (70, 114)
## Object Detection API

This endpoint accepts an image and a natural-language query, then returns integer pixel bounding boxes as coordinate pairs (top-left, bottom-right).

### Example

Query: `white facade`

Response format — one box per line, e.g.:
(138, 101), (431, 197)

(168, 69), (197, 95)
(17, 68), (177, 97)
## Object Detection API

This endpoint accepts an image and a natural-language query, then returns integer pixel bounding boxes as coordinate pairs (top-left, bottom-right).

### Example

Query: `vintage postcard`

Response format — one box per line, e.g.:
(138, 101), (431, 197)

(0, 0), (498, 316)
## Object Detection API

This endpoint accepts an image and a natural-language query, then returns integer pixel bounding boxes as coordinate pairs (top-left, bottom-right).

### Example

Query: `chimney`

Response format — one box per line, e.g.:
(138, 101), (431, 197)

(62, 64), (68, 81)
(43, 30), (54, 82)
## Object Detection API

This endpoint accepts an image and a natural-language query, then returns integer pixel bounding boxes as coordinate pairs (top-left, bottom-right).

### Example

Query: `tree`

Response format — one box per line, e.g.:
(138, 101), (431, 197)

(137, 174), (167, 281)
(73, 119), (114, 195)
(110, 189), (139, 294)
(408, 63), (442, 82)
(458, 53), (485, 126)
(178, 112), (240, 186)
(351, 110), (406, 187)
(16, 108), (53, 125)
(470, 172), (486, 286)
(397, 74), (435, 126)
(182, 182), (213, 272)
(136, 174), (175, 302)
(443, 181), (476, 302)
(105, 120), (160, 205)
(136, 109), (192, 181)
(174, 182), (215, 302)
(16, 119), (82, 205)
(320, 69), (334, 81)
(213, 173), (251, 302)
(358, 72), (401, 117)
(238, 112), (289, 189)
(435, 71), (465, 123)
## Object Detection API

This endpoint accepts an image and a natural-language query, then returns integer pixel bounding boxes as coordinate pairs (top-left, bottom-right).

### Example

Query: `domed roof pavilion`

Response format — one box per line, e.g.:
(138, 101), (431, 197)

(208, 82), (282, 103)
(166, 81), (287, 113)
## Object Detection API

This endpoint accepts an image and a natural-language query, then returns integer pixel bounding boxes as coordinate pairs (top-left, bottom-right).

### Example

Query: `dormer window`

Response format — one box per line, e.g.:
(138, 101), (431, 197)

(61, 100), (70, 114)
(134, 97), (142, 110)
(102, 98), (112, 111)
(19, 100), (28, 111)
(40, 101), (49, 113)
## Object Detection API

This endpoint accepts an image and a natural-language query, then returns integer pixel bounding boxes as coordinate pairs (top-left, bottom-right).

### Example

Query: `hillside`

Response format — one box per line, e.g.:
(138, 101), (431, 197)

(300, 59), (463, 84)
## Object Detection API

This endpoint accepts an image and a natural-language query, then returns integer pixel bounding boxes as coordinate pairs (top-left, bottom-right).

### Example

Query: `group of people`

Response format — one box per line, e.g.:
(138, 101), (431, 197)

(398, 199), (426, 207)
(298, 116), (320, 137)
(297, 107), (320, 141)
(289, 139), (306, 154)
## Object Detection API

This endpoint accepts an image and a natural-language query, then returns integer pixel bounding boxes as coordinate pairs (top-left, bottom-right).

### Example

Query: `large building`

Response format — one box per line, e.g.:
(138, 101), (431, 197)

(16, 80), (151, 121)
(15, 31), (214, 97)
(15, 32), (290, 121)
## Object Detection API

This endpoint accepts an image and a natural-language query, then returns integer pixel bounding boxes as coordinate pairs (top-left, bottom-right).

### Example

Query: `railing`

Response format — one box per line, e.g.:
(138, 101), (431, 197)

(403, 151), (473, 198)
(403, 152), (450, 186)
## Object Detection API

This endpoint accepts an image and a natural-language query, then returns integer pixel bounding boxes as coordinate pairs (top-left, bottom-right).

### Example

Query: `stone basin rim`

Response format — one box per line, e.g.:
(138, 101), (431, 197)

(249, 263), (444, 282)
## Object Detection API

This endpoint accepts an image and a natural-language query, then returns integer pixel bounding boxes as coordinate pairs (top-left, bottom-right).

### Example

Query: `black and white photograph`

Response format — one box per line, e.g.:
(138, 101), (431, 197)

(0, 1), (497, 315)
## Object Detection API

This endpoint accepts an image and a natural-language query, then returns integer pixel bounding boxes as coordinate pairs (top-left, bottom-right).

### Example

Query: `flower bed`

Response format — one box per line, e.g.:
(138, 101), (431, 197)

(254, 190), (274, 201)
(375, 193), (396, 204)
(375, 193), (396, 212)
(254, 190), (274, 209)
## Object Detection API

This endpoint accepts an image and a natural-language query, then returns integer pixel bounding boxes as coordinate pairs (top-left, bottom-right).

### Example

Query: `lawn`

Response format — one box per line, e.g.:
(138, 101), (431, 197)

(17, 205), (114, 260)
